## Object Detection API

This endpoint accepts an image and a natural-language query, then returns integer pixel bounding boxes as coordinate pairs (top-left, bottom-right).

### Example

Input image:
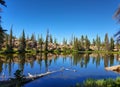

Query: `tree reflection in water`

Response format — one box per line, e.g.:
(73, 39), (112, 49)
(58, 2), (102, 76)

(18, 54), (25, 73)
(72, 53), (117, 68)
(5, 54), (14, 76)
(0, 53), (119, 80)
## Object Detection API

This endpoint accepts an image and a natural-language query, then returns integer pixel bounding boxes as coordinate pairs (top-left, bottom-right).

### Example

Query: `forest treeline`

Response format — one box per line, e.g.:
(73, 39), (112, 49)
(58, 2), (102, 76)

(0, 27), (117, 53)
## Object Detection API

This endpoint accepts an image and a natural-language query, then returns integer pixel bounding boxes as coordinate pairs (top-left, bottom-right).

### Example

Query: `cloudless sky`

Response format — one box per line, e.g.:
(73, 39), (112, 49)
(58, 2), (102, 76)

(1, 0), (120, 43)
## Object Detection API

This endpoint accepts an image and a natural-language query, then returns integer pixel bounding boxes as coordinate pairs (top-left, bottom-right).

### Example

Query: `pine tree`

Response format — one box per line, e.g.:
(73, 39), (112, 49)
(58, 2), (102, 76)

(73, 37), (82, 51)
(54, 38), (57, 45)
(63, 38), (67, 45)
(5, 34), (9, 50)
(104, 33), (109, 51)
(96, 35), (101, 50)
(9, 27), (13, 50)
(54, 38), (58, 49)
(81, 35), (84, 48)
(69, 35), (73, 46)
(0, 26), (5, 50)
(0, 0), (7, 50)
(44, 29), (49, 51)
(73, 37), (78, 50)
(92, 39), (96, 46)
(110, 37), (114, 51)
(50, 34), (53, 43)
(30, 33), (37, 49)
(116, 41), (119, 51)
(38, 34), (43, 51)
(31, 33), (36, 41)
(85, 35), (90, 50)
(19, 30), (26, 52)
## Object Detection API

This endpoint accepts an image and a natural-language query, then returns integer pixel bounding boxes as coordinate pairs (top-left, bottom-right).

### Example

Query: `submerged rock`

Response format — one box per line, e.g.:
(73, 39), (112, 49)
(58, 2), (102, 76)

(105, 65), (120, 73)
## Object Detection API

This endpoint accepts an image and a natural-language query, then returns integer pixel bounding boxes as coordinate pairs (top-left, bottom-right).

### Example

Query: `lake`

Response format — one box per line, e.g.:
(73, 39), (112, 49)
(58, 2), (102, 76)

(0, 53), (120, 87)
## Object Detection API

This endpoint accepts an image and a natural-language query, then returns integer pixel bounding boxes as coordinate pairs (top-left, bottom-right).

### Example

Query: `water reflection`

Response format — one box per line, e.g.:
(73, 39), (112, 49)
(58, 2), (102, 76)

(72, 53), (118, 68)
(4, 54), (14, 76)
(0, 53), (120, 80)
(18, 54), (25, 73)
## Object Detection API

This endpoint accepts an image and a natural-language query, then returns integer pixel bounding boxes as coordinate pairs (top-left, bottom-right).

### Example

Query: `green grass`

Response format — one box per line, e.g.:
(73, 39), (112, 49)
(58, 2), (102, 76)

(75, 77), (120, 87)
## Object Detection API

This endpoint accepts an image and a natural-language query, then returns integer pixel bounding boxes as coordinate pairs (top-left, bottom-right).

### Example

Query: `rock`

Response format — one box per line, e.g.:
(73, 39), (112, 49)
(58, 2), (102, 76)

(105, 65), (120, 73)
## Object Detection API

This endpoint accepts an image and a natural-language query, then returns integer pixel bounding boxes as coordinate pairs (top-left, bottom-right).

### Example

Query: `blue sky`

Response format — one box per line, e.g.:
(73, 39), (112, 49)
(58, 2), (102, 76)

(1, 0), (120, 43)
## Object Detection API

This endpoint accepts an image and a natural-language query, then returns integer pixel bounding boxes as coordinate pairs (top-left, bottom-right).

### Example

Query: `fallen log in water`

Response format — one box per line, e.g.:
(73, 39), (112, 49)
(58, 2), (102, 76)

(0, 68), (66, 87)
(0, 67), (77, 87)
(105, 65), (120, 73)
(0, 71), (59, 87)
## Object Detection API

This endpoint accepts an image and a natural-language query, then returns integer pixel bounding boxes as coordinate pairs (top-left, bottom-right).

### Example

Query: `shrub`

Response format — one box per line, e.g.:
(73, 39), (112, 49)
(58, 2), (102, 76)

(95, 79), (105, 87)
(84, 79), (96, 87)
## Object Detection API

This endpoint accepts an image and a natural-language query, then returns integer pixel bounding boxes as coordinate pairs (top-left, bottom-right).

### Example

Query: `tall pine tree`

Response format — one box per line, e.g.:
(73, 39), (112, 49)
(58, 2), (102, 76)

(50, 34), (53, 43)
(110, 37), (114, 51)
(38, 34), (44, 51)
(0, 0), (7, 50)
(96, 35), (101, 50)
(104, 33), (109, 51)
(9, 27), (13, 50)
(19, 30), (26, 52)
(44, 29), (49, 51)
(85, 35), (90, 51)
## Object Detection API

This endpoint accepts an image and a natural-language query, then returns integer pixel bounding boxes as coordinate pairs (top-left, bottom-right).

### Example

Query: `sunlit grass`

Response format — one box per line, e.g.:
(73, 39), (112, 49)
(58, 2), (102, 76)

(75, 77), (120, 87)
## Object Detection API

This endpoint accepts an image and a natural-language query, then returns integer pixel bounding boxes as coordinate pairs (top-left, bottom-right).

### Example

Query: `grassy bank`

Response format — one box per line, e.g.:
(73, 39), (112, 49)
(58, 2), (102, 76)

(74, 77), (120, 87)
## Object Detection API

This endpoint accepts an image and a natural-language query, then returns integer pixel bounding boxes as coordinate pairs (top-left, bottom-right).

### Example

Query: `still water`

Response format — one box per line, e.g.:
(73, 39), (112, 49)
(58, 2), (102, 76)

(0, 53), (120, 87)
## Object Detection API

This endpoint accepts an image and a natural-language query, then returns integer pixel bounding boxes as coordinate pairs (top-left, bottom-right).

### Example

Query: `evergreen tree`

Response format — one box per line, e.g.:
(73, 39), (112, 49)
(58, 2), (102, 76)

(73, 37), (78, 50)
(26, 35), (30, 50)
(30, 33), (37, 49)
(96, 35), (101, 50)
(63, 38), (67, 45)
(19, 30), (26, 52)
(110, 37), (114, 51)
(54, 38), (57, 45)
(69, 35), (74, 46)
(38, 34), (43, 51)
(104, 33), (109, 51)
(31, 33), (36, 41)
(50, 34), (53, 43)
(0, 0), (7, 50)
(92, 39), (96, 46)
(9, 27), (13, 50)
(81, 35), (84, 48)
(116, 41), (119, 51)
(73, 37), (82, 51)
(26, 35), (29, 40)
(85, 35), (90, 50)
(5, 34), (9, 50)
(0, 26), (5, 50)
(54, 37), (58, 49)
(44, 29), (49, 51)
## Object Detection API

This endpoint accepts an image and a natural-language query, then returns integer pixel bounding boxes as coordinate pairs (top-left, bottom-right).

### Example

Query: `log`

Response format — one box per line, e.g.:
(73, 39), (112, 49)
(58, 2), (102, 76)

(0, 69), (64, 87)
(0, 67), (76, 87)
